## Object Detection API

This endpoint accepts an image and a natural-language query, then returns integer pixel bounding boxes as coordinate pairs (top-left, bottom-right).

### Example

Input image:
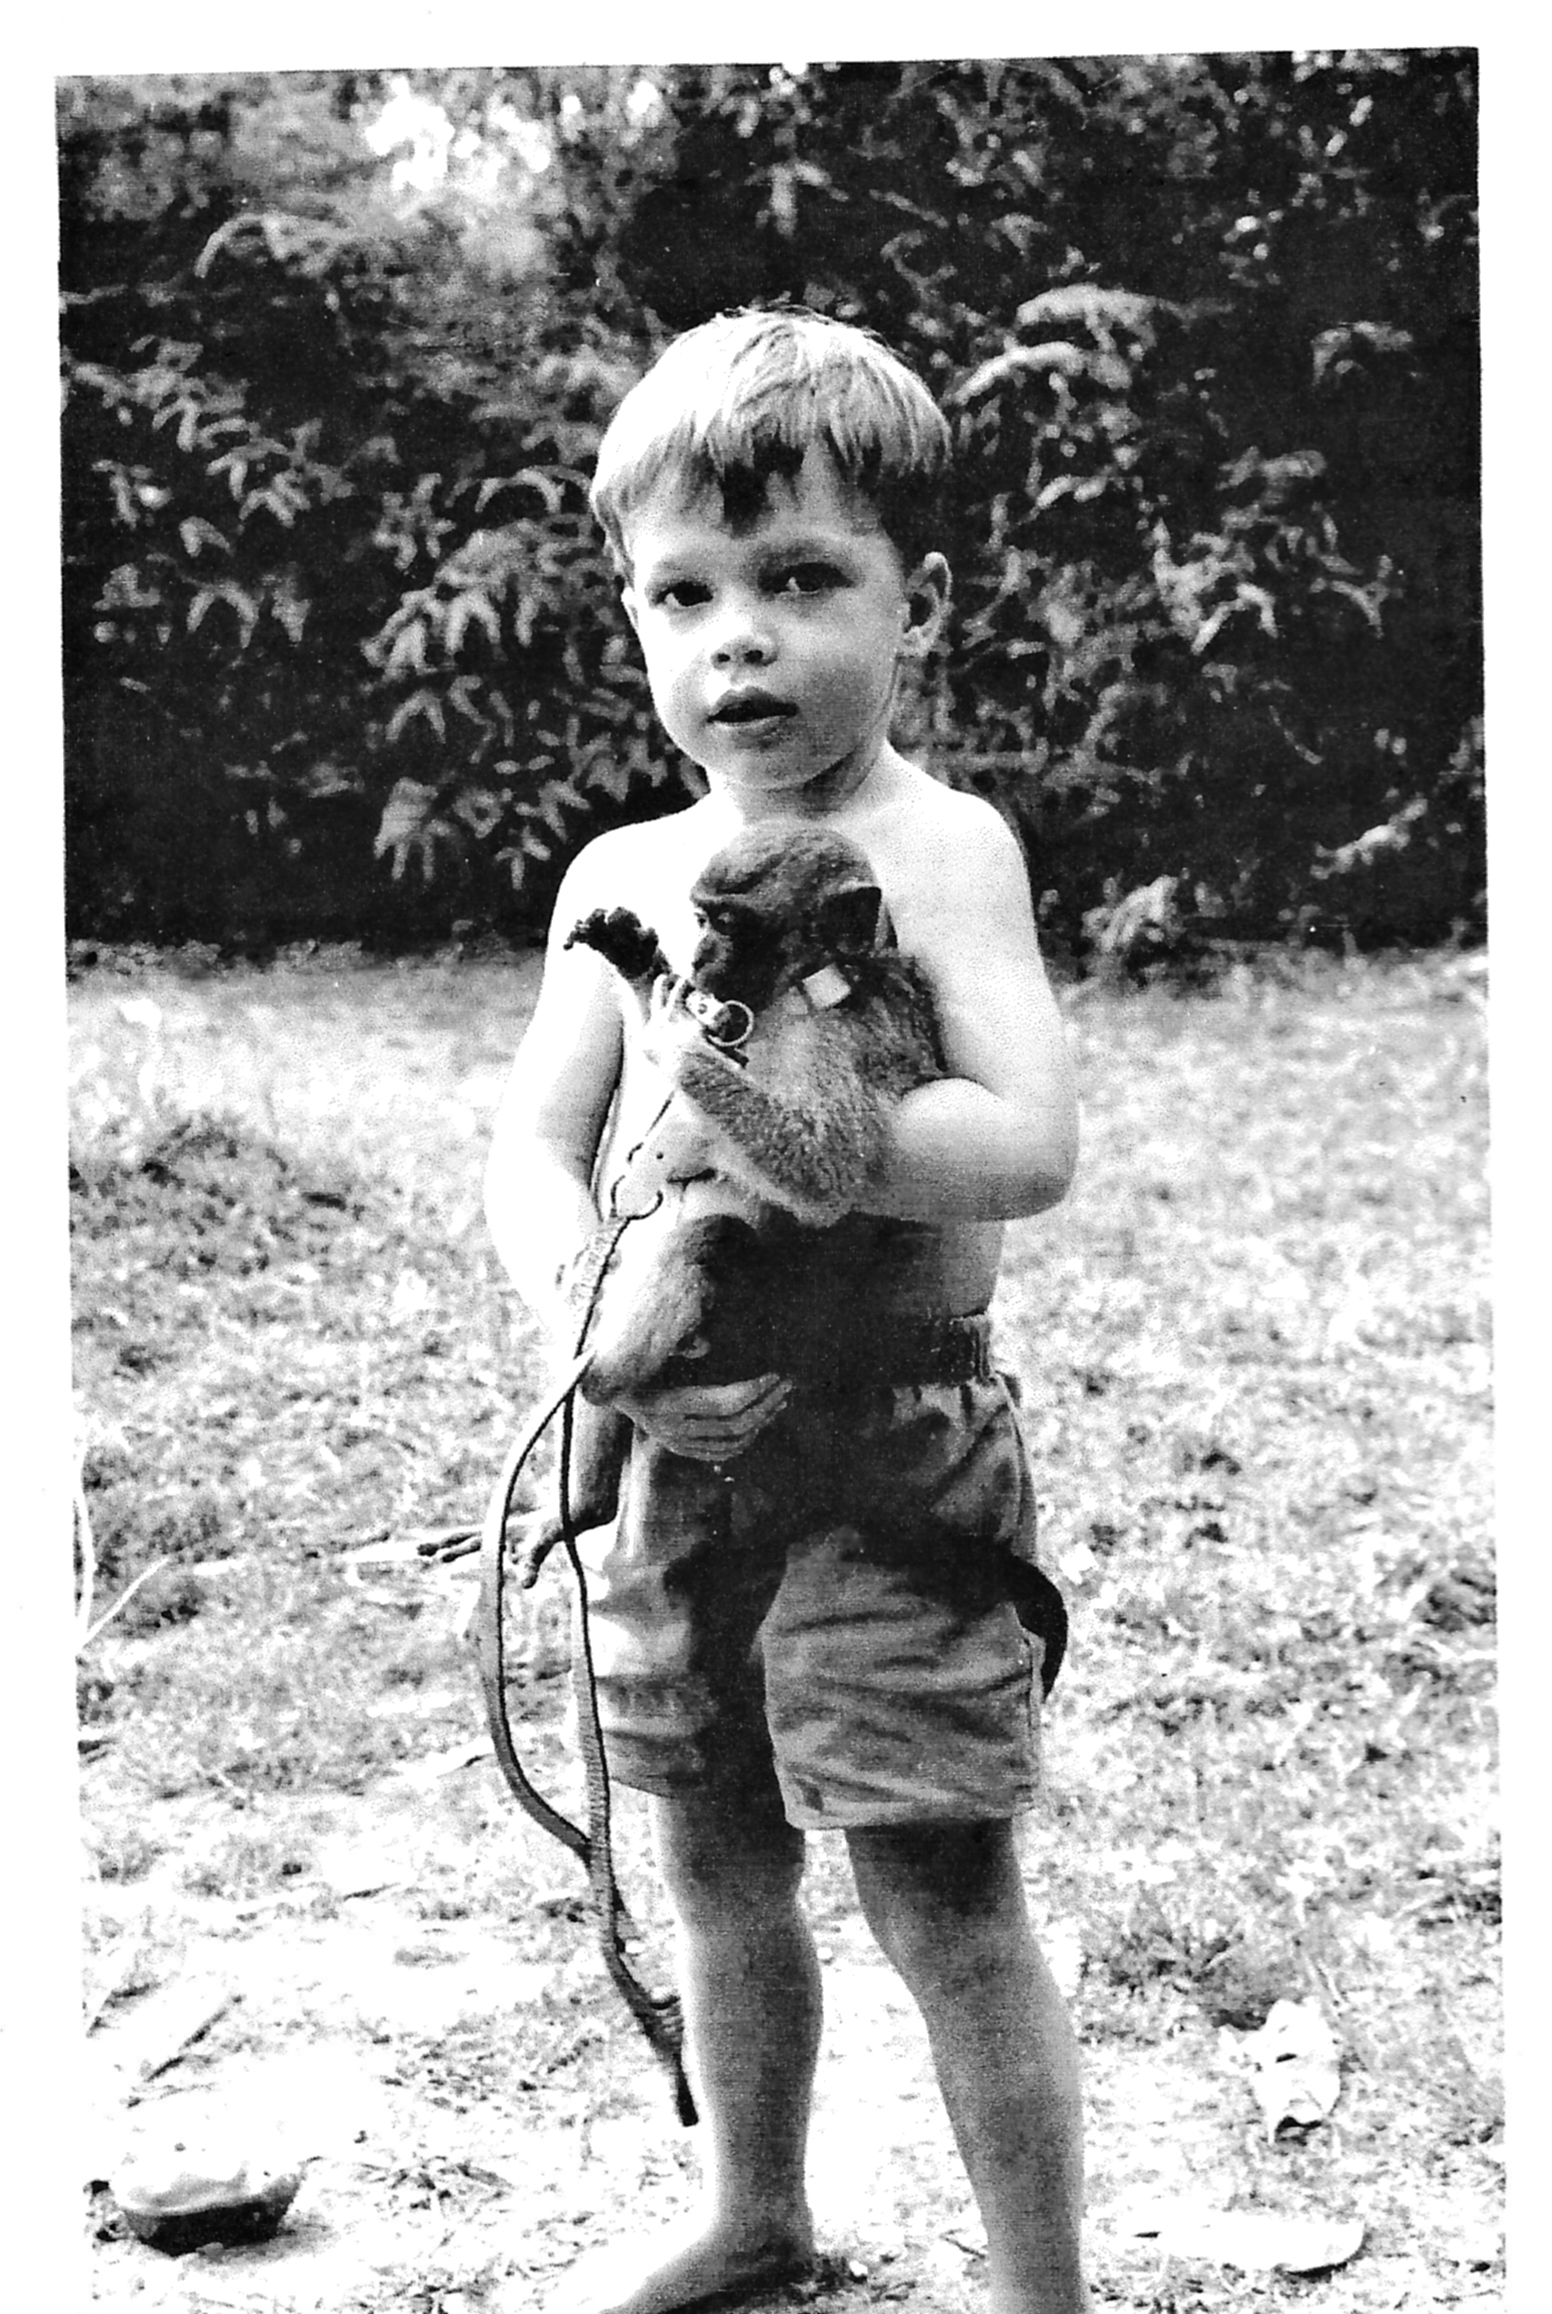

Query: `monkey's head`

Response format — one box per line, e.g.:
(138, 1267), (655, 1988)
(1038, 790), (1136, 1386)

(687, 823), (886, 1012)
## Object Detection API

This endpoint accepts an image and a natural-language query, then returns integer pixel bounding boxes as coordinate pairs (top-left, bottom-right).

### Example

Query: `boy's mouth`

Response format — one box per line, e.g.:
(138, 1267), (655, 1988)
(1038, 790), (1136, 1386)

(709, 690), (796, 727)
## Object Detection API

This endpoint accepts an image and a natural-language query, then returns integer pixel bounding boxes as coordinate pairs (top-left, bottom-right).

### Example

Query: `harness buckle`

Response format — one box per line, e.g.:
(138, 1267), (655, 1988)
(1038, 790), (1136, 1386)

(684, 988), (754, 1052)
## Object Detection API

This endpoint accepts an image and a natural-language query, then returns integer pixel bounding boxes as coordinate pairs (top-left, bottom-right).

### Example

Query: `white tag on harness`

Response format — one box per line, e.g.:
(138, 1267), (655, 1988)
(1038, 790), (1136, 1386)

(801, 963), (851, 1010)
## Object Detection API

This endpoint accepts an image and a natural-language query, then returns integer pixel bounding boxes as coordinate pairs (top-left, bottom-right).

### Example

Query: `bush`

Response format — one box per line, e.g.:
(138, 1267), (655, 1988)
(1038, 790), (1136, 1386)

(60, 57), (1481, 956)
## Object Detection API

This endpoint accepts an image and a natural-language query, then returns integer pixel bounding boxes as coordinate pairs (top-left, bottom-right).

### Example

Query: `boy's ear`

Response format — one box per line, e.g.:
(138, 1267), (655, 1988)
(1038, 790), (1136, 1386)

(619, 581), (642, 637)
(898, 552), (950, 659)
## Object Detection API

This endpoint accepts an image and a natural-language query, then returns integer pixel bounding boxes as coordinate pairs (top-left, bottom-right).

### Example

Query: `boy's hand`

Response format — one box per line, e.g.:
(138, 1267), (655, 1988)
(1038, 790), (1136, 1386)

(640, 973), (711, 1075)
(615, 1373), (791, 1464)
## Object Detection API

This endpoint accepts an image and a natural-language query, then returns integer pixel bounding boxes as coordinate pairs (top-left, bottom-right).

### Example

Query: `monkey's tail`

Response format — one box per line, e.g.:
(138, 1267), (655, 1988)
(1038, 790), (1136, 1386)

(475, 1218), (698, 2129)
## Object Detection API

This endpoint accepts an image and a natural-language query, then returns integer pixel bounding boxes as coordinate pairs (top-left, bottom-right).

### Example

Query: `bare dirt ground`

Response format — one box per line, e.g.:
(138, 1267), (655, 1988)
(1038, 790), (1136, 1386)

(78, 1751), (1501, 2314)
(69, 947), (1501, 2313)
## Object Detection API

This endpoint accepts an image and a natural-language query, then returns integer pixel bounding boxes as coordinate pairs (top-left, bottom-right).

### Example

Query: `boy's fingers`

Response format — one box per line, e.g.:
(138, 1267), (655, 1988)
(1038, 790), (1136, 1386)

(698, 1374), (788, 1415)
(648, 1376), (792, 1461)
(618, 1375), (792, 1461)
(708, 1382), (793, 1454)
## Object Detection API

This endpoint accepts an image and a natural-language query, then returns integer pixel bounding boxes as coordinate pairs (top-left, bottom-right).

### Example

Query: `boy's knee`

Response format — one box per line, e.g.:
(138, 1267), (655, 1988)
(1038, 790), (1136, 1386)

(846, 1820), (1026, 1983)
(652, 1785), (806, 1925)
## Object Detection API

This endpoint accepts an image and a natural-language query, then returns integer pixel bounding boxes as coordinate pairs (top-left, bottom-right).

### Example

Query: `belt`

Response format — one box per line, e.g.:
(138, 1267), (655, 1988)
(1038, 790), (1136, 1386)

(679, 1310), (994, 1393)
(788, 1311), (994, 1392)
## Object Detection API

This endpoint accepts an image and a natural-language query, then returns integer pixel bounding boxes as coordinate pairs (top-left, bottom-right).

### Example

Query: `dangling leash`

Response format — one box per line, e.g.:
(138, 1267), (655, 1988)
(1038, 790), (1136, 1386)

(476, 1107), (700, 2128)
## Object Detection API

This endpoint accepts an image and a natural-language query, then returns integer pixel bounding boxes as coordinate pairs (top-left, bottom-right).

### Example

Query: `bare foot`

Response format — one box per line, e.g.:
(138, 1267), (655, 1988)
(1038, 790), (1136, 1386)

(524, 2210), (816, 2314)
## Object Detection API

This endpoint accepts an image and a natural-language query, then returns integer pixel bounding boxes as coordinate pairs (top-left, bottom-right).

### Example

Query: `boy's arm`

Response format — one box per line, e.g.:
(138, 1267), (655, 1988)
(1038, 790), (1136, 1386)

(484, 852), (624, 1346)
(872, 804), (1079, 1224)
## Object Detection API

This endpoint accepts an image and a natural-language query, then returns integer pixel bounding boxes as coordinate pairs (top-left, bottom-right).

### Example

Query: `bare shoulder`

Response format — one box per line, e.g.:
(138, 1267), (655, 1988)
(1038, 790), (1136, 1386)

(918, 775), (1027, 882)
(865, 767), (1034, 961)
(554, 801), (723, 956)
(555, 807), (696, 909)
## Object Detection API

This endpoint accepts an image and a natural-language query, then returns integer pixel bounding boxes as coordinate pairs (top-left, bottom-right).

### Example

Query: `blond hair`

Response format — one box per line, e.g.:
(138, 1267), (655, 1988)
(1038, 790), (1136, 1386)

(590, 307), (951, 572)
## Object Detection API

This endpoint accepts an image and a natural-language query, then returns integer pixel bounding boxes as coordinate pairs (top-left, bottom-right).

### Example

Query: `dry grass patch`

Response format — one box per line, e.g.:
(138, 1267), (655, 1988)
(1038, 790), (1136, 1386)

(70, 943), (1496, 2310)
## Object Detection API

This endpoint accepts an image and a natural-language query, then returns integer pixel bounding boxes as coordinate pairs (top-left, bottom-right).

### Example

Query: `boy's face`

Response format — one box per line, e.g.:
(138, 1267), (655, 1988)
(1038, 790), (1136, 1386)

(619, 447), (946, 803)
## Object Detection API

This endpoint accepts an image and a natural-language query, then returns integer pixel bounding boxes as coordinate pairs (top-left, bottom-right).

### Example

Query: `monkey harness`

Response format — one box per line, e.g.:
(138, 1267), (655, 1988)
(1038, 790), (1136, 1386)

(475, 949), (1068, 2126)
(474, 971), (861, 2124)
(477, 1096), (703, 2128)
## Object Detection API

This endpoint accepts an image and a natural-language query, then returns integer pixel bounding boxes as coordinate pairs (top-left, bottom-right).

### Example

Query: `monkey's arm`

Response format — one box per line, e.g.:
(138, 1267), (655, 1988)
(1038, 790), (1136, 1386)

(672, 1019), (898, 1226)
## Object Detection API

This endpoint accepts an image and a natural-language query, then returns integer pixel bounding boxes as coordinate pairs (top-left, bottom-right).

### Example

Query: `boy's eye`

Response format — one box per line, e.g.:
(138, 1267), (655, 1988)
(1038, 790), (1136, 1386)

(652, 578), (710, 610)
(771, 563), (842, 597)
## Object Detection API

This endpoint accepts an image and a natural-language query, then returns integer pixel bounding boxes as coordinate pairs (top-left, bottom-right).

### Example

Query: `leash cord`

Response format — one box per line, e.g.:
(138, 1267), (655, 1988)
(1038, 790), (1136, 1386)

(477, 1123), (698, 2126)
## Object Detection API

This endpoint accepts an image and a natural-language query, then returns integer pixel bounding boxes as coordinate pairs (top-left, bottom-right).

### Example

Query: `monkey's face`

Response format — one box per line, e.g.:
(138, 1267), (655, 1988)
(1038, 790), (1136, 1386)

(688, 902), (786, 1012)
(688, 826), (884, 1012)
(620, 447), (947, 803)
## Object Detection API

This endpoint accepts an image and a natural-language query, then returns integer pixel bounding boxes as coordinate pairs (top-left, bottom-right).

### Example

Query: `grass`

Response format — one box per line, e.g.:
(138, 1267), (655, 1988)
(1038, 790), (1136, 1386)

(69, 941), (1496, 2310)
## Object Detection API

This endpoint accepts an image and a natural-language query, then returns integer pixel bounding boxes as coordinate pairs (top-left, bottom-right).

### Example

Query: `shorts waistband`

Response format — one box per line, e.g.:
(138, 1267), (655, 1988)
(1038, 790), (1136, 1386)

(787, 1311), (993, 1392)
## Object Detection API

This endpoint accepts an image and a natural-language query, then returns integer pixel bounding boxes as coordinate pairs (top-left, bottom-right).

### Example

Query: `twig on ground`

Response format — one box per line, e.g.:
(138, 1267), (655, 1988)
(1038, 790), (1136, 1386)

(424, 1531), (480, 1563)
(340, 1528), (481, 1566)
(75, 1465), (96, 1648)
(89, 1972), (238, 2085)
(80, 1555), (174, 1651)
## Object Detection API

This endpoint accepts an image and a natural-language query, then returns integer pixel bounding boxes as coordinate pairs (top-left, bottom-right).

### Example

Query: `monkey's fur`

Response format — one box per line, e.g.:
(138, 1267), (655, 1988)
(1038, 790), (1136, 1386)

(517, 822), (945, 1578)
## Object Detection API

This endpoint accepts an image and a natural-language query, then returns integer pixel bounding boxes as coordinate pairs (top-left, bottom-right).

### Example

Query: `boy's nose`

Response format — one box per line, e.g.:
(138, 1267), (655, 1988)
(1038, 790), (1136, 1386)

(710, 599), (775, 665)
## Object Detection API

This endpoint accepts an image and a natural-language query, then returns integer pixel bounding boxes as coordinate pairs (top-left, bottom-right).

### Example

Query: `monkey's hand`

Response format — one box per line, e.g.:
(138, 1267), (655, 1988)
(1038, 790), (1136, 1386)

(565, 908), (671, 997)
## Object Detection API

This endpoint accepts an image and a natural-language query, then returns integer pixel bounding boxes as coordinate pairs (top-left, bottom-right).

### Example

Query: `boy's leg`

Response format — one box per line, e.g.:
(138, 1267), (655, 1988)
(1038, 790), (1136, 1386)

(547, 1765), (821, 2314)
(846, 1819), (1088, 2314)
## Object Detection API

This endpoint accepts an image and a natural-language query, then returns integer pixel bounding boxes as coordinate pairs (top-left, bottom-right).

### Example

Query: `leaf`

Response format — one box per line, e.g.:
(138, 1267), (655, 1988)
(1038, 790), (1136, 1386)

(1238, 582), (1278, 638)
(1240, 1997), (1342, 2136)
(269, 576), (311, 645)
(372, 777), (440, 879)
(451, 785), (506, 839)
(187, 581), (258, 648)
(178, 516), (230, 559)
(955, 342), (1089, 401)
(1313, 798), (1429, 879)
(1313, 320), (1414, 385)
(444, 588), (501, 658)
(1014, 285), (1165, 341)
(384, 620), (429, 682)
(476, 467), (563, 516)
(385, 688), (446, 744)
(1158, 2209), (1364, 2275)
(447, 673), (498, 730)
(194, 213), (268, 277)
(207, 447), (252, 500)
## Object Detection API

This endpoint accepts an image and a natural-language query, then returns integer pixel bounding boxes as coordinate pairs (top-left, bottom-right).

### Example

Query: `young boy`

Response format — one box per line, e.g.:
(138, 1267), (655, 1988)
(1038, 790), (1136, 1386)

(484, 309), (1084, 2314)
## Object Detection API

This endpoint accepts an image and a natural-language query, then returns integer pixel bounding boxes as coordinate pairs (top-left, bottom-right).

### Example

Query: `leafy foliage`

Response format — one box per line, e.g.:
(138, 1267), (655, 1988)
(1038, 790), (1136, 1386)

(60, 58), (1481, 954)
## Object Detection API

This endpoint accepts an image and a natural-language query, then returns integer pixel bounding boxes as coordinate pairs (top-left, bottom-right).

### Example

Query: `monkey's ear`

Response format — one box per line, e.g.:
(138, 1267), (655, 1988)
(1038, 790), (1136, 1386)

(811, 881), (885, 957)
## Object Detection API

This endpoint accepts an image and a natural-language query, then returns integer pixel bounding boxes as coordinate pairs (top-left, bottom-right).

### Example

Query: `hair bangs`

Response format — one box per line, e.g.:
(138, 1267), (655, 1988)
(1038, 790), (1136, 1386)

(590, 309), (950, 569)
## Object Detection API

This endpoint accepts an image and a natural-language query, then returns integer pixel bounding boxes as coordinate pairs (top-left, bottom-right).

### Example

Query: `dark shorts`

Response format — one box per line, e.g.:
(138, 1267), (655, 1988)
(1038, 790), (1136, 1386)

(577, 1366), (1054, 1829)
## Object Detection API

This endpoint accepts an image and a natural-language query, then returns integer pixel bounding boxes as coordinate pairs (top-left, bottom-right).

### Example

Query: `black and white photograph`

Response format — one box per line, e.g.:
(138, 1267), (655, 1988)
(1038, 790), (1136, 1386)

(46, 41), (1501, 2314)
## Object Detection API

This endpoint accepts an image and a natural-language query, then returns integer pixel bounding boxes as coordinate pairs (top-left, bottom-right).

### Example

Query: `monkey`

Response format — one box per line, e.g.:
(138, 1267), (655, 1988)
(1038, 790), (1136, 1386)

(513, 820), (945, 1581)
(568, 820), (945, 1384)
